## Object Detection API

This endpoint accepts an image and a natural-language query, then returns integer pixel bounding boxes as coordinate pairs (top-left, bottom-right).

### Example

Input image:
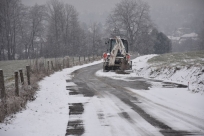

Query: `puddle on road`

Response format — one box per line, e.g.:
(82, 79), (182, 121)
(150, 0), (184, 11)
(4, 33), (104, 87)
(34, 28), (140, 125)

(124, 77), (187, 89)
(69, 103), (84, 115)
(69, 91), (79, 95)
(66, 79), (72, 82)
(160, 129), (203, 136)
(66, 103), (85, 136)
(73, 82), (95, 97)
(66, 82), (95, 97)
(66, 120), (84, 136)
(66, 78), (93, 136)
(162, 82), (187, 88)
(67, 87), (81, 95)
(66, 78), (86, 136)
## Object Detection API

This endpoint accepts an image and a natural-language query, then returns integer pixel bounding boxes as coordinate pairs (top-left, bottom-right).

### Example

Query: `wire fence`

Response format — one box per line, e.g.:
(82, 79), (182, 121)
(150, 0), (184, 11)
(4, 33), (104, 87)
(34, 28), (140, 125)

(0, 55), (101, 99)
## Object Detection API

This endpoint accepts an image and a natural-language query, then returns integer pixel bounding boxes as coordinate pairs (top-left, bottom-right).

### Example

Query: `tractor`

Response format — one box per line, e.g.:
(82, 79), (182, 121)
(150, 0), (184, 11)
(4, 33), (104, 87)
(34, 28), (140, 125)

(103, 36), (132, 72)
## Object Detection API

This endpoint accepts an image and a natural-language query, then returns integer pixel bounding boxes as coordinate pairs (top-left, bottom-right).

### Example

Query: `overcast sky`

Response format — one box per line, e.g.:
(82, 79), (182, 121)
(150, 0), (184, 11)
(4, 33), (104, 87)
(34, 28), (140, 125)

(21, 0), (204, 34)
(22, 0), (119, 13)
(21, 0), (204, 13)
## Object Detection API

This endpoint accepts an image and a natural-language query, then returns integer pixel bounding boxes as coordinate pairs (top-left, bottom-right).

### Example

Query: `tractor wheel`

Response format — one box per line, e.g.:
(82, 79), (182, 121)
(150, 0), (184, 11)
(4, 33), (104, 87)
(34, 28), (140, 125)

(120, 59), (128, 71)
(130, 61), (132, 70)
(103, 62), (106, 72)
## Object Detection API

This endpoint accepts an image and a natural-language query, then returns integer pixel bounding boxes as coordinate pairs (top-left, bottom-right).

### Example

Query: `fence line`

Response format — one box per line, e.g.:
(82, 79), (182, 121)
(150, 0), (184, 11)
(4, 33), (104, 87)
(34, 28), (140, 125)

(0, 55), (101, 99)
(0, 69), (5, 98)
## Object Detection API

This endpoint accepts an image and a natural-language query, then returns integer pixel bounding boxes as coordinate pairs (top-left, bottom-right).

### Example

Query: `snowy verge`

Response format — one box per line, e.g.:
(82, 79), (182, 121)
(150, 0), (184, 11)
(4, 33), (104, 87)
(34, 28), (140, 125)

(96, 55), (204, 118)
(126, 87), (204, 133)
(0, 60), (102, 136)
(96, 55), (204, 132)
(134, 55), (204, 93)
(96, 54), (204, 93)
(126, 87), (204, 120)
(96, 55), (156, 81)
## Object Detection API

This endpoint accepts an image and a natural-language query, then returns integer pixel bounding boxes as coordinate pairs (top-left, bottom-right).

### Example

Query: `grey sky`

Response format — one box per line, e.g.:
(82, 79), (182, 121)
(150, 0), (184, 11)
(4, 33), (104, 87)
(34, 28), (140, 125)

(21, 0), (204, 34)
(21, 0), (204, 13)
(22, 0), (119, 13)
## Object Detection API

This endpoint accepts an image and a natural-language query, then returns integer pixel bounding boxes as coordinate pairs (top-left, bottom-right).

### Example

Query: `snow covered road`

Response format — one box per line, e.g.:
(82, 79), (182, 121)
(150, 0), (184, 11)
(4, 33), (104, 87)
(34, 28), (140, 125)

(0, 58), (204, 136)
(71, 64), (162, 136)
(71, 63), (204, 136)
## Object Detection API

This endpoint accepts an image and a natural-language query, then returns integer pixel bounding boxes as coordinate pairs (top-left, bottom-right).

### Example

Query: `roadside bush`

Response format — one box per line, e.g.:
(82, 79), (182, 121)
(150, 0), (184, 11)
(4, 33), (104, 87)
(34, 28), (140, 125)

(0, 71), (46, 123)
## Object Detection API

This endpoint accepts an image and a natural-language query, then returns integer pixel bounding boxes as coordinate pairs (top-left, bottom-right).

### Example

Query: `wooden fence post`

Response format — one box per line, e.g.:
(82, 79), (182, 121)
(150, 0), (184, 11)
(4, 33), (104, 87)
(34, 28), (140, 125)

(15, 71), (19, 96)
(73, 57), (74, 66)
(67, 58), (70, 68)
(84, 56), (85, 63)
(51, 61), (54, 71)
(44, 59), (46, 72)
(36, 58), (38, 72)
(47, 61), (50, 71)
(0, 70), (5, 98)
(63, 58), (65, 68)
(26, 66), (31, 85)
(79, 56), (80, 64)
(59, 64), (62, 71)
(19, 69), (24, 85)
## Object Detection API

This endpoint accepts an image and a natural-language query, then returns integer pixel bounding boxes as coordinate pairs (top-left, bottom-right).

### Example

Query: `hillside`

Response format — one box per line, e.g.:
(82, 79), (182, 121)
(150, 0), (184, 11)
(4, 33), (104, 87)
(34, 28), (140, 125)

(135, 51), (204, 93)
(96, 51), (204, 93)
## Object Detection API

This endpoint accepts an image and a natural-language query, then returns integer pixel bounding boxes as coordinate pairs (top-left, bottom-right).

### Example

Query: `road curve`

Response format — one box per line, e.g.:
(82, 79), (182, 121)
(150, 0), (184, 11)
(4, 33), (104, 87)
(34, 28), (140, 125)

(71, 63), (203, 136)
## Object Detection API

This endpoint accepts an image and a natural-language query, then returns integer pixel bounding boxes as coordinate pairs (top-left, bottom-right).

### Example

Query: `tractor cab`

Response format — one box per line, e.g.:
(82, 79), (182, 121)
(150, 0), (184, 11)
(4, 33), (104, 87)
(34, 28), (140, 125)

(106, 38), (129, 56)
(103, 37), (132, 71)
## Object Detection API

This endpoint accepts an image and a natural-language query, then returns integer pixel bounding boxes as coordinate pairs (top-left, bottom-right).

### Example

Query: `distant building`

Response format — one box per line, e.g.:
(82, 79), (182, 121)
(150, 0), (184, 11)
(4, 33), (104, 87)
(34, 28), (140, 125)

(173, 28), (191, 37)
(168, 36), (180, 42)
(179, 32), (198, 40)
(168, 32), (199, 52)
(179, 33), (198, 44)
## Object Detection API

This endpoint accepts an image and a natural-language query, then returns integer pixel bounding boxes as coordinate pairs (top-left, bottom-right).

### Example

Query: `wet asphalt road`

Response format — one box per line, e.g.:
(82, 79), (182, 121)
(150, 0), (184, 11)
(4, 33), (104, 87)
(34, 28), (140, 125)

(72, 63), (201, 136)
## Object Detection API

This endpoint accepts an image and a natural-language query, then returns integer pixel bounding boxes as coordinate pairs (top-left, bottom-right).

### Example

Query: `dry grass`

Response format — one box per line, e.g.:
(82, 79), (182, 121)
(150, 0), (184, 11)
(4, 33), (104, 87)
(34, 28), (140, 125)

(0, 58), (57, 122)
(0, 56), (94, 82)
(148, 50), (204, 67)
(0, 73), (40, 123)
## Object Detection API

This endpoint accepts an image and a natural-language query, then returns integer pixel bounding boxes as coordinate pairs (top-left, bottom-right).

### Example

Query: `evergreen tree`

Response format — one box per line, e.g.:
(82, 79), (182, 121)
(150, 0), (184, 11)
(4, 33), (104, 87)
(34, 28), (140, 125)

(154, 32), (172, 54)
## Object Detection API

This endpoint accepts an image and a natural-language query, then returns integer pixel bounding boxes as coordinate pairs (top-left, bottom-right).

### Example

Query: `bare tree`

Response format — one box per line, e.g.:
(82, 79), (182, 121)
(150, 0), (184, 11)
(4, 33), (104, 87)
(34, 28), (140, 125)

(0, 0), (4, 60)
(0, 0), (23, 60)
(89, 22), (103, 55)
(46, 0), (63, 57)
(0, 0), (104, 60)
(27, 4), (46, 59)
(16, 4), (46, 59)
(68, 5), (80, 56)
(61, 4), (73, 56)
(46, 0), (81, 57)
(107, 0), (153, 53)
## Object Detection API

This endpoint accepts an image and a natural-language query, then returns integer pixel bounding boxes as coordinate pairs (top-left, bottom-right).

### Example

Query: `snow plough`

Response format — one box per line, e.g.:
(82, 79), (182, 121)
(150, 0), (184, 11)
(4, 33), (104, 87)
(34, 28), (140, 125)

(103, 36), (132, 72)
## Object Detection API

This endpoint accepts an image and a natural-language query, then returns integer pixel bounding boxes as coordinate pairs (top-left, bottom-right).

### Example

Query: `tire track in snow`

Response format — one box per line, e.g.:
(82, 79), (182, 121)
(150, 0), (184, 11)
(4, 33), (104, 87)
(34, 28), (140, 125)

(95, 71), (196, 136)
(126, 89), (204, 134)
(72, 64), (162, 135)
